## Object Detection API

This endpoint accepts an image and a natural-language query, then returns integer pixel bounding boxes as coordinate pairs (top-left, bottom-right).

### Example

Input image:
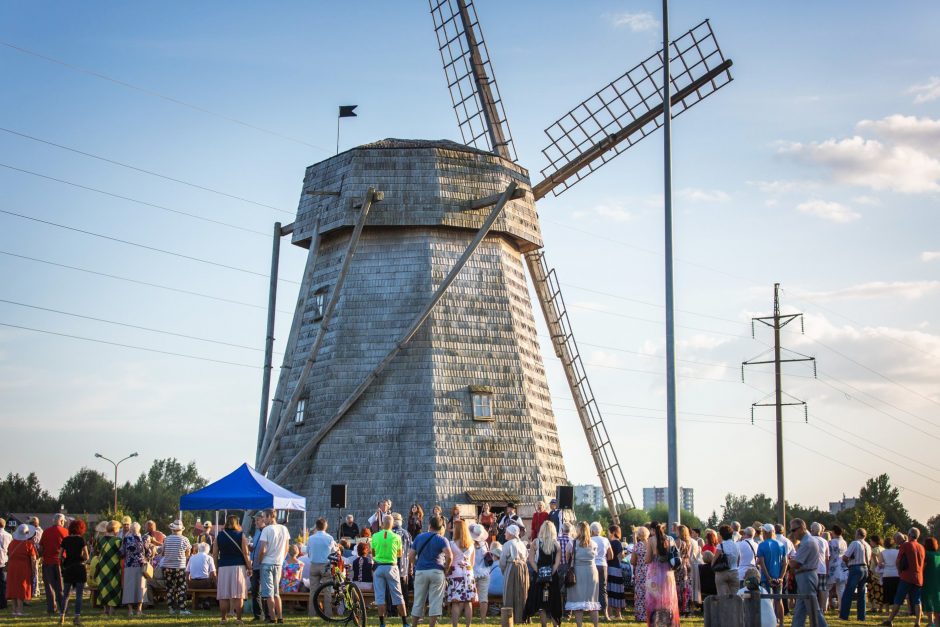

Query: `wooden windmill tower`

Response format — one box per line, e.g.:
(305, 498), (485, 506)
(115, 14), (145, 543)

(255, 1), (733, 522)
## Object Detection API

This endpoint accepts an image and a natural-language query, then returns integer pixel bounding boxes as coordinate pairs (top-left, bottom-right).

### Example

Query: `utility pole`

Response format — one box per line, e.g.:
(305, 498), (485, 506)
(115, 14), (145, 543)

(742, 283), (816, 527)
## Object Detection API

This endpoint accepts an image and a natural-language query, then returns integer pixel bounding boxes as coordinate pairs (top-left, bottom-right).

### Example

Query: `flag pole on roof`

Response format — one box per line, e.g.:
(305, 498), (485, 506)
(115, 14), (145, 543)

(337, 105), (358, 154)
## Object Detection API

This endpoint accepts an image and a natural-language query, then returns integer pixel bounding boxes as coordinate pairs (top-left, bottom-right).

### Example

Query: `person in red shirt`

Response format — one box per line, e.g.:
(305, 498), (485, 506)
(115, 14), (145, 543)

(530, 500), (549, 539)
(39, 514), (69, 616)
(883, 527), (926, 627)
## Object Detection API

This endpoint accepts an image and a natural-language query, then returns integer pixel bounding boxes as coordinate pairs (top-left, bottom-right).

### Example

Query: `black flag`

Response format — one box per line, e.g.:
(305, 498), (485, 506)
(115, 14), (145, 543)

(339, 105), (358, 118)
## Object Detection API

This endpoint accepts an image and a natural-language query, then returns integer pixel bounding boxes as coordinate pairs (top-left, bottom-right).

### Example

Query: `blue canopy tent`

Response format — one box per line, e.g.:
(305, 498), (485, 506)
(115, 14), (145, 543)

(179, 463), (306, 535)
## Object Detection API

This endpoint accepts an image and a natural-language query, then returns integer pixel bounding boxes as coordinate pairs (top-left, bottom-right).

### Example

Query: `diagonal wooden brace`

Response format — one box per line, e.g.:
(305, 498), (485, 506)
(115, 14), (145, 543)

(259, 187), (379, 472)
(272, 181), (518, 484)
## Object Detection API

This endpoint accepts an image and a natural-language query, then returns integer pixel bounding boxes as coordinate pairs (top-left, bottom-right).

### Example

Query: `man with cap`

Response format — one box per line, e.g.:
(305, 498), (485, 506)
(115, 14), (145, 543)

(249, 512), (271, 622)
(756, 523), (788, 625)
(547, 498), (562, 532)
(195, 521), (215, 552)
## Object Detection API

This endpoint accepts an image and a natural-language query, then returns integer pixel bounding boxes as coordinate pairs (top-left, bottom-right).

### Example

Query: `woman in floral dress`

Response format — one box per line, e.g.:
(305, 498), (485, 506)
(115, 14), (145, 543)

(644, 522), (680, 627)
(96, 521), (123, 615)
(674, 526), (693, 616)
(280, 544), (304, 593)
(447, 520), (477, 627)
(120, 522), (151, 616)
(631, 526), (650, 623)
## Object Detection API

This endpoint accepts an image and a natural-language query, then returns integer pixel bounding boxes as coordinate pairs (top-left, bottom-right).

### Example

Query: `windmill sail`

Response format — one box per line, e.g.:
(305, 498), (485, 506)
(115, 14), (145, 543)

(535, 20), (733, 199)
(429, 0), (517, 161)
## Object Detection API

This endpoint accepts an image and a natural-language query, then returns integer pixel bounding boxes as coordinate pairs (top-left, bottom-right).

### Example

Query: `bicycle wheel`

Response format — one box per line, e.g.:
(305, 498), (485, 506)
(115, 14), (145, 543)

(312, 580), (367, 625)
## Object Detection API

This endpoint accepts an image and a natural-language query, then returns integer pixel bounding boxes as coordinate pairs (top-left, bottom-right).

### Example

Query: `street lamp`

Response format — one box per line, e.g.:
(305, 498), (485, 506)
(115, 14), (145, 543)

(95, 452), (138, 514)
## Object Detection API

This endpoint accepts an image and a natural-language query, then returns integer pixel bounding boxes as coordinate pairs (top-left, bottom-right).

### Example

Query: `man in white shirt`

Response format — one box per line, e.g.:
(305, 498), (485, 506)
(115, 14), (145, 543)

(736, 527), (760, 585)
(306, 517), (337, 617)
(257, 508), (291, 623)
(186, 543), (217, 588)
(809, 522), (831, 612)
(731, 521), (742, 542)
(369, 500), (391, 533)
(0, 518), (11, 610)
(839, 527), (872, 621)
(774, 524), (795, 556)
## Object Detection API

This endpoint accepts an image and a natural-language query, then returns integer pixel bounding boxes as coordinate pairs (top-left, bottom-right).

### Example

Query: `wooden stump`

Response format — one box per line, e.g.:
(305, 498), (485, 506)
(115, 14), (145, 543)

(500, 606), (514, 627)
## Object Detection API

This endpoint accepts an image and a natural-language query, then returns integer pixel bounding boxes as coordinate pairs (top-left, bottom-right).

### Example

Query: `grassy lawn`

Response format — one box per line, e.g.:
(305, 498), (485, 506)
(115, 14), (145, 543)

(0, 606), (929, 627)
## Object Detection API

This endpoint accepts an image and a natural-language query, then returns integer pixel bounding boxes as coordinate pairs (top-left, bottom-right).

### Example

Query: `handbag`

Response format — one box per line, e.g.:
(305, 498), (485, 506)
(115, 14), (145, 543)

(711, 544), (731, 572)
(564, 548), (577, 587)
(668, 544), (681, 570)
(142, 561), (154, 579)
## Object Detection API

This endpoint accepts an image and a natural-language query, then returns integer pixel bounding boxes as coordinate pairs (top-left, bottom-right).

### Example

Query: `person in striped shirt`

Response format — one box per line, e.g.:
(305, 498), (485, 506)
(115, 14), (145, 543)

(160, 521), (192, 616)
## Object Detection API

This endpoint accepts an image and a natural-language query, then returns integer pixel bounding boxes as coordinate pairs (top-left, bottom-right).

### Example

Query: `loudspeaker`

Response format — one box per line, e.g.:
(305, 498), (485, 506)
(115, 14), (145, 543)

(556, 485), (574, 510)
(330, 484), (347, 509)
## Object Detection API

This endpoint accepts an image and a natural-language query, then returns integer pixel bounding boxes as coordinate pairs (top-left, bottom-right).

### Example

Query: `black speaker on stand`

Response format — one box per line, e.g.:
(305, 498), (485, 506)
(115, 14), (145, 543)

(331, 484), (347, 540)
(556, 485), (574, 510)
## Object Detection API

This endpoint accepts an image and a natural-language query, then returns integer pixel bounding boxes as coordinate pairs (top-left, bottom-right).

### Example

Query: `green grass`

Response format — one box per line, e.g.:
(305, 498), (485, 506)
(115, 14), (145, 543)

(0, 605), (929, 626)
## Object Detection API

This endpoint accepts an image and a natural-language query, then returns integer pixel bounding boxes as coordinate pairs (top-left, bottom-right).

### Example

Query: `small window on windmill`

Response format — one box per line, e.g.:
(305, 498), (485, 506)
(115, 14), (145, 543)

(294, 398), (307, 424)
(312, 287), (328, 321)
(469, 385), (494, 421)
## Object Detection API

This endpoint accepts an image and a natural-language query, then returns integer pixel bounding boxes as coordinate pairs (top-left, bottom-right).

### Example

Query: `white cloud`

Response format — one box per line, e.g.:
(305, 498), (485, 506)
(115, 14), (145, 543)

(678, 188), (730, 203)
(856, 114), (940, 151)
(796, 199), (860, 223)
(922, 251), (940, 262)
(852, 195), (881, 206)
(780, 136), (940, 194)
(586, 349), (623, 369)
(909, 76), (940, 104)
(794, 281), (940, 301)
(748, 179), (819, 194)
(610, 11), (658, 32)
(591, 203), (632, 222)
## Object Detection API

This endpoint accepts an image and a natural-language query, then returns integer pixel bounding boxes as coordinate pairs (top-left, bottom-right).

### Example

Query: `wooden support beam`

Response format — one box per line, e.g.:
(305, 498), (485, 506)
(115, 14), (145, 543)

(272, 181), (518, 484)
(532, 59), (733, 201)
(279, 222), (295, 236)
(259, 188), (378, 472)
(464, 186), (526, 211)
(257, 217), (321, 463)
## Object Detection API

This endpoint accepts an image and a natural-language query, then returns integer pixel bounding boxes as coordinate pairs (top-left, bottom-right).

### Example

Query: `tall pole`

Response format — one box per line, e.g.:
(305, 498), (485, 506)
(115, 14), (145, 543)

(257, 222), (281, 463)
(773, 283), (786, 526)
(662, 0), (680, 530)
(95, 452), (137, 514)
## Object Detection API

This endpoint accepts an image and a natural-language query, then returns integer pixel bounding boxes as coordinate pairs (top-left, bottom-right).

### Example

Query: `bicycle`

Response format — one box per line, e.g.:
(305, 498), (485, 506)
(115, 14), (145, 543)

(310, 553), (367, 626)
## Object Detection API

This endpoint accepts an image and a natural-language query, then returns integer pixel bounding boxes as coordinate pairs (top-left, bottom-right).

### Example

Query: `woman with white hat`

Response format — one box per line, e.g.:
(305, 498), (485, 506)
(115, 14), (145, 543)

(161, 520), (193, 616)
(469, 523), (492, 621)
(6, 523), (38, 617)
(498, 524), (529, 623)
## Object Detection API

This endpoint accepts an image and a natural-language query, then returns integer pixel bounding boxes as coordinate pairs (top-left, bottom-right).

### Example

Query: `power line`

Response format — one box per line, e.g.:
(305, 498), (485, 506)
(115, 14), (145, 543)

(0, 40), (331, 154)
(0, 209), (299, 284)
(0, 321), (260, 369)
(567, 302), (748, 339)
(0, 249), (293, 314)
(0, 162), (270, 236)
(560, 281), (745, 325)
(0, 298), (266, 352)
(752, 423), (940, 504)
(0, 127), (291, 215)
(803, 334), (940, 409)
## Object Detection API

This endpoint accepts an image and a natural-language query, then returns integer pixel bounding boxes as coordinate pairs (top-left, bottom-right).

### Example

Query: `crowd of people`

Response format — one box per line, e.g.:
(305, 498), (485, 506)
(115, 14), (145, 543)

(2, 502), (940, 627)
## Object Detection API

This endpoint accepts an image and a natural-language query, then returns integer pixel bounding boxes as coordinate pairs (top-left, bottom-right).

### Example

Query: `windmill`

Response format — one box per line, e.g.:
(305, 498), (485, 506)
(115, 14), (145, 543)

(254, 1), (733, 524)
(427, 0), (734, 520)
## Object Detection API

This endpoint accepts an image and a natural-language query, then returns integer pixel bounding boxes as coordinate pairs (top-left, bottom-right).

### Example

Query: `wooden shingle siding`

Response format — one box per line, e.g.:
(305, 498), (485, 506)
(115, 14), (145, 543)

(267, 140), (567, 520)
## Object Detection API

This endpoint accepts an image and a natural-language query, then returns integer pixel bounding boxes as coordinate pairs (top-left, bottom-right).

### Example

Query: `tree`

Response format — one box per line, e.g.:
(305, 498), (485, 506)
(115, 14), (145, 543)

(788, 502), (836, 530)
(0, 472), (57, 511)
(706, 511), (719, 530)
(719, 493), (775, 526)
(120, 458), (208, 525)
(858, 474), (912, 530)
(646, 505), (703, 530)
(851, 501), (886, 536)
(58, 468), (114, 515)
(927, 514), (940, 540)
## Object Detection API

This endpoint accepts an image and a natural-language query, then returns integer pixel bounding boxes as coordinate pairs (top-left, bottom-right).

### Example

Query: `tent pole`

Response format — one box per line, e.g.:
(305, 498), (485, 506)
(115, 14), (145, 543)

(303, 511), (307, 543)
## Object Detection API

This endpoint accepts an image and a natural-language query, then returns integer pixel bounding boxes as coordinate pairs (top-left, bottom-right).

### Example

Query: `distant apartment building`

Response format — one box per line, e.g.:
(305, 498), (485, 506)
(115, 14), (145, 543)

(829, 496), (857, 515)
(643, 486), (695, 514)
(574, 484), (605, 511)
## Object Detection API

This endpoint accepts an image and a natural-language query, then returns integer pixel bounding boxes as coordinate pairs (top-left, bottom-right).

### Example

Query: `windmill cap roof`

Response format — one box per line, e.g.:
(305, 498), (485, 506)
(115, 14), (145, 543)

(356, 138), (494, 156)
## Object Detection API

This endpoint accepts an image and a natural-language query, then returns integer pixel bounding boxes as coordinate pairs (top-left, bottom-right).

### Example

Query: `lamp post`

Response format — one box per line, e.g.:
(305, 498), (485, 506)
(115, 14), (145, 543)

(95, 452), (138, 514)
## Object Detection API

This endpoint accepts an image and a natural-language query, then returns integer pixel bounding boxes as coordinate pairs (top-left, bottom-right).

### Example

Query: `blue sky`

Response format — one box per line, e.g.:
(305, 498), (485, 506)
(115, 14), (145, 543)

(1, 1), (938, 523)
